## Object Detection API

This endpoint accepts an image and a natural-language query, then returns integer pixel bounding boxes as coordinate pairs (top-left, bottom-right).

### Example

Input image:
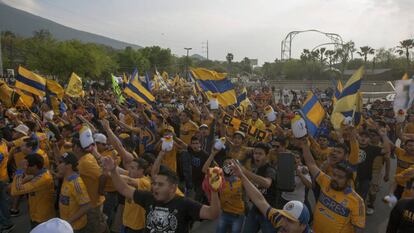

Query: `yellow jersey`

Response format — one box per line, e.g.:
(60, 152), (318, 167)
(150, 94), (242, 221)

(220, 177), (244, 215)
(313, 171), (365, 233)
(179, 121), (199, 145)
(123, 176), (151, 230)
(59, 173), (90, 230)
(13, 148), (50, 169)
(265, 123), (277, 134)
(404, 122), (414, 134)
(395, 147), (414, 178)
(247, 119), (265, 130)
(0, 142), (9, 182)
(78, 153), (105, 208)
(11, 169), (55, 223)
(228, 146), (253, 170)
(395, 165), (414, 198)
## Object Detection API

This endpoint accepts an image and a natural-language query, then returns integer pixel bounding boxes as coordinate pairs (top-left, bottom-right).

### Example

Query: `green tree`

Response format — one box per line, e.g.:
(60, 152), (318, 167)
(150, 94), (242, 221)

(226, 53), (234, 73)
(375, 48), (396, 68)
(226, 53), (234, 64)
(240, 57), (252, 73)
(357, 46), (375, 63)
(117, 47), (150, 74)
(395, 39), (414, 71)
(324, 49), (336, 68)
(140, 46), (173, 72)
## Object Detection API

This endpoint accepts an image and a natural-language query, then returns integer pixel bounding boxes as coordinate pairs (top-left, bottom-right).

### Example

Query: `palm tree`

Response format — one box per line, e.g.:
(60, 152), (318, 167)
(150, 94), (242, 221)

(345, 41), (356, 60)
(357, 46), (375, 63)
(226, 53), (234, 73)
(226, 53), (234, 64)
(395, 39), (414, 70)
(300, 49), (312, 62)
(324, 50), (336, 68)
(318, 47), (326, 64)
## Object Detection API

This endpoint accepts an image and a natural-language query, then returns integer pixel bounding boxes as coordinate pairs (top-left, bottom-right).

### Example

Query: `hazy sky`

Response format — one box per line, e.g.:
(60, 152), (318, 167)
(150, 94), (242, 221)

(3, 0), (414, 64)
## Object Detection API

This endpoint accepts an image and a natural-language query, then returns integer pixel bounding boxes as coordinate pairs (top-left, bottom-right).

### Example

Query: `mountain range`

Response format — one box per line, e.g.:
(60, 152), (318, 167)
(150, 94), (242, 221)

(0, 1), (141, 49)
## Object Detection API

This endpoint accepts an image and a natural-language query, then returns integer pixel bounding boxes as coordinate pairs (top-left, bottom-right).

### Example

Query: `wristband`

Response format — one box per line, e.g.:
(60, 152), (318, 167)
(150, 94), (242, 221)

(15, 169), (24, 176)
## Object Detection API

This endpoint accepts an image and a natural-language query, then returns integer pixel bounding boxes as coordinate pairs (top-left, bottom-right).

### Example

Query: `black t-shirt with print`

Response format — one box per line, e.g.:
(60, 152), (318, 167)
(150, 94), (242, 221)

(133, 190), (203, 233)
(357, 145), (383, 181)
(387, 198), (414, 233)
(253, 163), (278, 207)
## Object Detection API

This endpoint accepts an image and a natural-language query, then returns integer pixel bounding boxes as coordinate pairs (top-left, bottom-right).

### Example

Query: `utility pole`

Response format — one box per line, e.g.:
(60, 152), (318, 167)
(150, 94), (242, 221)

(0, 35), (3, 76)
(184, 47), (192, 79)
(202, 40), (209, 60)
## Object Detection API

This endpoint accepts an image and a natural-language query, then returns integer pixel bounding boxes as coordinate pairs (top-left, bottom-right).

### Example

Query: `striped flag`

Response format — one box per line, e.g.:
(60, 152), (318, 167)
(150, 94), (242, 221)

(124, 75), (155, 106)
(332, 80), (343, 105)
(191, 68), (237, 107)
(16, 66), (46, 97)
(331, 66), (364, 129)
(301, 91), (325, 136)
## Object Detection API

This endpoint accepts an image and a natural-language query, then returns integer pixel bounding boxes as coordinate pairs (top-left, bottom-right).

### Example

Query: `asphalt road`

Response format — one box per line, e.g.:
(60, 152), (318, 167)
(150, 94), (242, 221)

(11, 158), (396, 233)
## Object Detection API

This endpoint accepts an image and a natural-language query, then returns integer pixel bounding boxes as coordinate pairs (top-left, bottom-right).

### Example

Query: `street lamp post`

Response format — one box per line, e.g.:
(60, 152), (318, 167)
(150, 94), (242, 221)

(184, 47), (192, 79)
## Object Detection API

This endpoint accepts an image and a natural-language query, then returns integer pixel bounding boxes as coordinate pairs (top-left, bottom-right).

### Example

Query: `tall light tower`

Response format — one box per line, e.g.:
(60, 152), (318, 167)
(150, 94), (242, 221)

(184, 47), (192, 78)
(0, 35), (3, 76)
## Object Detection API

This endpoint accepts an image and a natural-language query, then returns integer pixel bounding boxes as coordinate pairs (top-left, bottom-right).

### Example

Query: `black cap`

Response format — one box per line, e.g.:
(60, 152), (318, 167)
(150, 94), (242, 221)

(61, 152), (78, 170)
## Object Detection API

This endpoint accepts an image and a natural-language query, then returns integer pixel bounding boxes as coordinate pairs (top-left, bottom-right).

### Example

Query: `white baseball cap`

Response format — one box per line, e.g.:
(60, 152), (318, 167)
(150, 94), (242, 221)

(30, 218), (73, 233)
(14, 124), (29, 136)
(279, 200), (310, 224)
(94, 133), (107, 144)
(79, 125), (94, 149)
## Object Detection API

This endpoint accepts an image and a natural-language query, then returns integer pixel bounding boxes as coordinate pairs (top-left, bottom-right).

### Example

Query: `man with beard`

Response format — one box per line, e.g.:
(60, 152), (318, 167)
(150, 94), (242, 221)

(300, 138), (365, 233)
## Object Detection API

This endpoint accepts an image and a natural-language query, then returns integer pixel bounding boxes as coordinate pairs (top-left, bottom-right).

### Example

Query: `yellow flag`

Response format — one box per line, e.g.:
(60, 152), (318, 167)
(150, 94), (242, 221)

(15, 89), (34, 108)
(46, 79), (65, 100)
(66, 72), (84, 98)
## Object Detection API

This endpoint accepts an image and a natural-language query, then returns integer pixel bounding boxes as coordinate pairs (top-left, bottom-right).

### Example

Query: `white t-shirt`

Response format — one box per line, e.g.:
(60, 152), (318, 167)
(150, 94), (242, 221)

(281, 165), (311, 203)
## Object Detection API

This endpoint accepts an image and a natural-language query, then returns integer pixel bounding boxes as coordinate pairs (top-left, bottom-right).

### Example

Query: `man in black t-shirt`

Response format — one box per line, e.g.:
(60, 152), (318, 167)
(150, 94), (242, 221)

(185, 136), (209, 203)
(356, 130), (389, 202)
(240, 142), (278, 233)
(386, 182), (414, 233)
(101, 156), (221, 233)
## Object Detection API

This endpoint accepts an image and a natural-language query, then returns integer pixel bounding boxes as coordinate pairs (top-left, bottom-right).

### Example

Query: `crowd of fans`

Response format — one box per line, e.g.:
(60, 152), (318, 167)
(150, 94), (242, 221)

(0, 77), (412, 233)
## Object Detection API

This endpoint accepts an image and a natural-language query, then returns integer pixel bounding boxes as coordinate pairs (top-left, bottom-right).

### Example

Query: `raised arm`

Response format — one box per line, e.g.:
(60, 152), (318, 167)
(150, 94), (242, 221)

(242, 167), (272, 189)
(109, 112), (141, 134)
(379, 127), (391, 182)
(202, 149), (218, 174)
(101, 119), (135, 166)
(151, 150), (166, 178)
(101, 156), (134, 200)
(199, 191), (220, 220)
(229, 160), (270, 216)
(300, 138), (321, 178)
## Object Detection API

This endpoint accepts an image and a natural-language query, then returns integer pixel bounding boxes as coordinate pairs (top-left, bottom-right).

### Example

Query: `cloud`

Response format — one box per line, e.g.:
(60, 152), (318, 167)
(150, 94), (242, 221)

(2, 0), (413, 63)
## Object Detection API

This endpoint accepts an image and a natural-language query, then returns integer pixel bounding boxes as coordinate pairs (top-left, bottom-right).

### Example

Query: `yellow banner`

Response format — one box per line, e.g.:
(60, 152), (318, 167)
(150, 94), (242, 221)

(222, 113), (268, 141)
(65, 72), (84, 98)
